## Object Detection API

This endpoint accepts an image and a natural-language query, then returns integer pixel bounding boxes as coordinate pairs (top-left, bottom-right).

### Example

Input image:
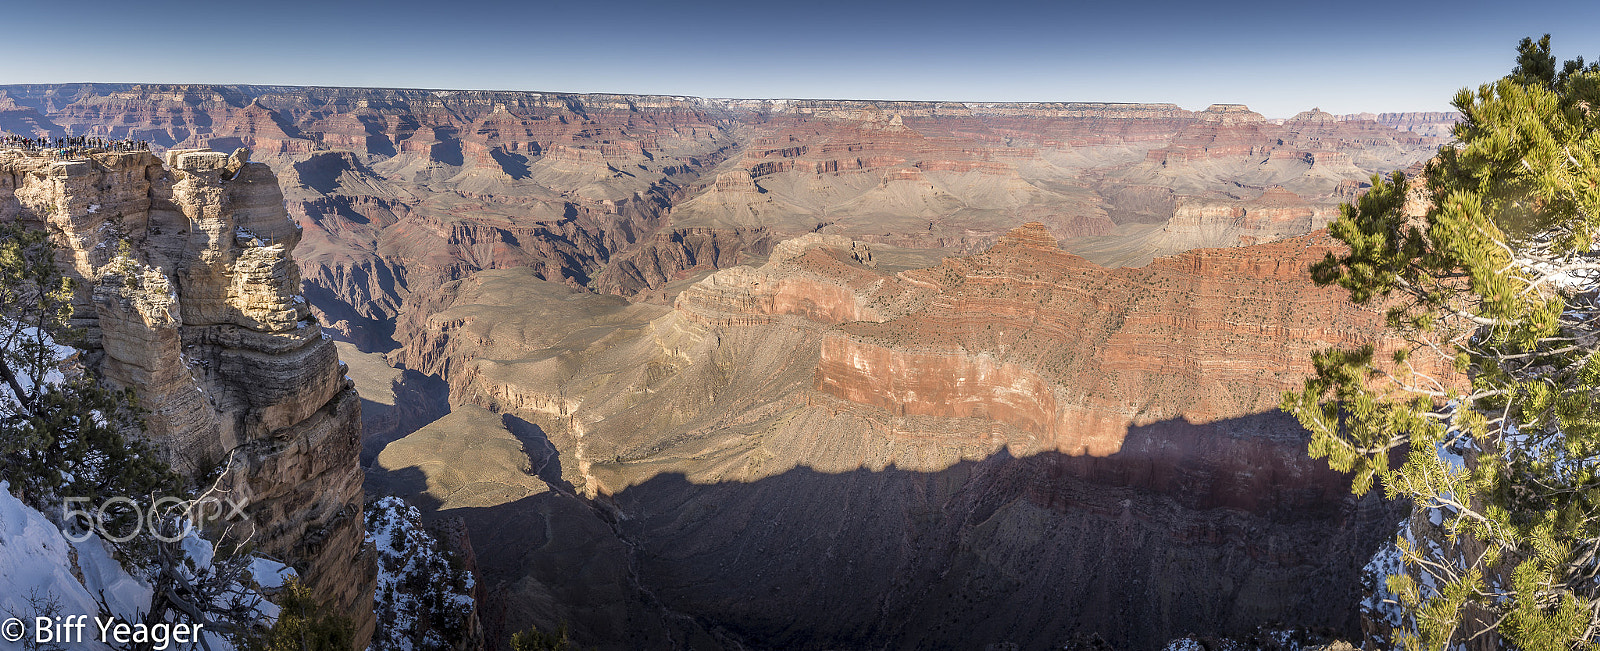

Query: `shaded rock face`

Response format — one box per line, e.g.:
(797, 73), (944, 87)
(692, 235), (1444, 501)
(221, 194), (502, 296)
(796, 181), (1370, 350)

(0, 148), (376, 645)
(609, 434), (1398, 651)
(0, 93), (65, 139)
(370, 228), (1413, 650)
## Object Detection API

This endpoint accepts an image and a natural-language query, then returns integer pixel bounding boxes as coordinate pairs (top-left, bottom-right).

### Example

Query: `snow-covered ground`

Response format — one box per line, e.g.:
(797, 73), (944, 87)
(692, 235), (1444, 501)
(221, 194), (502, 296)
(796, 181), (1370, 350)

(367, 497), (477, 651)
(0, 482), (290, 651)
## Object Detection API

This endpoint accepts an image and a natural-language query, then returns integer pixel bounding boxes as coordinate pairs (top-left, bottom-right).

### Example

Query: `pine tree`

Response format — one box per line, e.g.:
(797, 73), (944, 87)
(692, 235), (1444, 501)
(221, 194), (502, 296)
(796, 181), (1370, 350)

(1283, 36), (1600, 649)
(509, 624), (575, 651)
(250, 578), (355, 651)
(0, 223), (175, 525)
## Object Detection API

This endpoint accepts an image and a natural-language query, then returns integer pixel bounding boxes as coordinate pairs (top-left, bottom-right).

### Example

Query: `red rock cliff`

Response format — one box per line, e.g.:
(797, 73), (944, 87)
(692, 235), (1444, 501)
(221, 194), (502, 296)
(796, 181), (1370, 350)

(815, 223), (1410, 457)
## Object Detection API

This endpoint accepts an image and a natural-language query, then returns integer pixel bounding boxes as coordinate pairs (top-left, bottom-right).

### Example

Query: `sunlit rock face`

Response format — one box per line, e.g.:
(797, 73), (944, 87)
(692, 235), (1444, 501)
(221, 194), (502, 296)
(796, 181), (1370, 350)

(813, 223), (1409, 458)
(1337, 110), (1463, 139)
(1, 84), (1442, 356)
(0, 148), (375, 646)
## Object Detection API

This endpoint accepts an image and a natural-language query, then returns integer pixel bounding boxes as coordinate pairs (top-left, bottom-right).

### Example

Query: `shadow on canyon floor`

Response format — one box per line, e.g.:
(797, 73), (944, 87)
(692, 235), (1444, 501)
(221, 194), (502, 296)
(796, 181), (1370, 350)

(500, 413), (575, 493)
(357, 365), (451, 466)
(371, 409), (1403, 651)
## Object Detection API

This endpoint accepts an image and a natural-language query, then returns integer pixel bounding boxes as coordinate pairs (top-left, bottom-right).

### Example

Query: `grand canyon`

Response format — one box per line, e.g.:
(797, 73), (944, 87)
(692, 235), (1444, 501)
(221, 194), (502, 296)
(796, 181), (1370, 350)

(0, 82), (1462, 649)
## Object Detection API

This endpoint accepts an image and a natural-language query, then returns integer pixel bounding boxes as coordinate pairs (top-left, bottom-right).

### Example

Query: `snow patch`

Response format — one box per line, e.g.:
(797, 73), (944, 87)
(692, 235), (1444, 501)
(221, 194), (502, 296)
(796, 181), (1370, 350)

(250, 557), (294, 590)
(1361, 519), (1408, 630)
(234, 226), (265, 247)
(367, 497), (476, 651)
(0, 483), (290, 651)
(0, 481), (149, 629)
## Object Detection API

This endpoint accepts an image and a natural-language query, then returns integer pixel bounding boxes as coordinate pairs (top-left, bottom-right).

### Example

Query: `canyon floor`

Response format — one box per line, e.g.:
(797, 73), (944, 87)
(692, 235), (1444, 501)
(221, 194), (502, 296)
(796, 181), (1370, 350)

(0, 85), (1455, 649)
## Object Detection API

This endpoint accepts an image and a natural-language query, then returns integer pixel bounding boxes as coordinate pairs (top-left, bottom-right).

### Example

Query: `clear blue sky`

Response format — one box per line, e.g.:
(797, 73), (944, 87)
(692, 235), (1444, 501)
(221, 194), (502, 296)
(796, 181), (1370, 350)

(3, 0), (1597, 118)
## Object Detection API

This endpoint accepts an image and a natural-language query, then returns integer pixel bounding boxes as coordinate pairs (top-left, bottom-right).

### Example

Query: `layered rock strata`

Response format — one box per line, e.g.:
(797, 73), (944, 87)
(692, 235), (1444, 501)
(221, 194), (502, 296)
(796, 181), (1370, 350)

(0, 147), (375, 644)
(0, 84), (1443, 354)
(1338, 111), (1462, 138)
(0, 82), (1453, 648)
(1062, 185), (1353, 269)
(813, 223), (1412, 455)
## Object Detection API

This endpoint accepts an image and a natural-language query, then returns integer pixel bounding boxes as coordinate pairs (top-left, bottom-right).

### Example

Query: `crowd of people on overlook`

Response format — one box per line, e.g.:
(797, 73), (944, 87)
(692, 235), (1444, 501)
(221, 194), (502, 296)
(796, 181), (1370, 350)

(1, 133), (151, 158)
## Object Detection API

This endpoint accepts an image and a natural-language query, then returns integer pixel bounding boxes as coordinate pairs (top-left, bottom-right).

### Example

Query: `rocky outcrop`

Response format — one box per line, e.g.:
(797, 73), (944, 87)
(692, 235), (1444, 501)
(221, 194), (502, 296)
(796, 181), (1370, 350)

(1161, 186), (1340, 248)
(673, 233), (931, 326)
(202, 101), (317, 156)
(0, 94), (64, 139)
(0, 147), (376, 645)
(1062, 185), (1351, 269)
(591, 226), (768, 299)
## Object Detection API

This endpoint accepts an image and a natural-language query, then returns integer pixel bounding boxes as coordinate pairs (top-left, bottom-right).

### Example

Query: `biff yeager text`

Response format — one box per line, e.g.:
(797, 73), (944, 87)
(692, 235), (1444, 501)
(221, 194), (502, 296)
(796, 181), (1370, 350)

(3, 615), (204, 650)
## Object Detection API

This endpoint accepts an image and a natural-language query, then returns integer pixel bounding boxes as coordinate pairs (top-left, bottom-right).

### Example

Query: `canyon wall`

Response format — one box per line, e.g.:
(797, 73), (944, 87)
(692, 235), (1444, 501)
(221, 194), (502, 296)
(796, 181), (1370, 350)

(0, 85), (1444, 356)
(1339, 111), (1462, 138)
(0, 147), (375, 644)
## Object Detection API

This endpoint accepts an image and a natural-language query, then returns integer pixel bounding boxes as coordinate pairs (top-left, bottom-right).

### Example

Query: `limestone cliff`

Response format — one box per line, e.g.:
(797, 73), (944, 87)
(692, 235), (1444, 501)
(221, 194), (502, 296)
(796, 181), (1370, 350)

(0, 147), (376, 644)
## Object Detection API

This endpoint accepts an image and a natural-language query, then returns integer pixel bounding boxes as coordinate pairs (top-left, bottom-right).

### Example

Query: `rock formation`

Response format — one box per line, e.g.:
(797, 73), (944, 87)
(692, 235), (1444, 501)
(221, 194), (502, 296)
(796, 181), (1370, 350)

(1063, 186), (1348, 267)
(0, 147), (376, 645)
(0, 84), (1443, 352)
(0, 93), (63, 139)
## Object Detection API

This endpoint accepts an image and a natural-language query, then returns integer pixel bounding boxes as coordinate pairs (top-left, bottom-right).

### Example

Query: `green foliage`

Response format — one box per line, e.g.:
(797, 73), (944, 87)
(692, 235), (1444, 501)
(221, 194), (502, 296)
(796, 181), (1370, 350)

(0, 223), (177, 513)
(250, 578), (355, 651)
(2, 223), (287, 648)
(1513, 35), (1559, 89)
(1283, 35), (1600, 649)
(509, 624), (587, 651)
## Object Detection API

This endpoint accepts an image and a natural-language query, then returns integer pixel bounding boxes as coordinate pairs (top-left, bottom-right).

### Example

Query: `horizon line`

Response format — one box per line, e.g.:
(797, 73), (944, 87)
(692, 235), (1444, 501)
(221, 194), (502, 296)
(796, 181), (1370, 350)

(0, 81), (1463, 118)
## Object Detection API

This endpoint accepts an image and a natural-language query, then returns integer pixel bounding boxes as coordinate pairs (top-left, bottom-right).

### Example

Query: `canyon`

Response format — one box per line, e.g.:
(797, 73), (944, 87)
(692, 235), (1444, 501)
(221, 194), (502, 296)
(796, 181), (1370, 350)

(0, 84), (1456, 649)
(378, 225), (1412, 649)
